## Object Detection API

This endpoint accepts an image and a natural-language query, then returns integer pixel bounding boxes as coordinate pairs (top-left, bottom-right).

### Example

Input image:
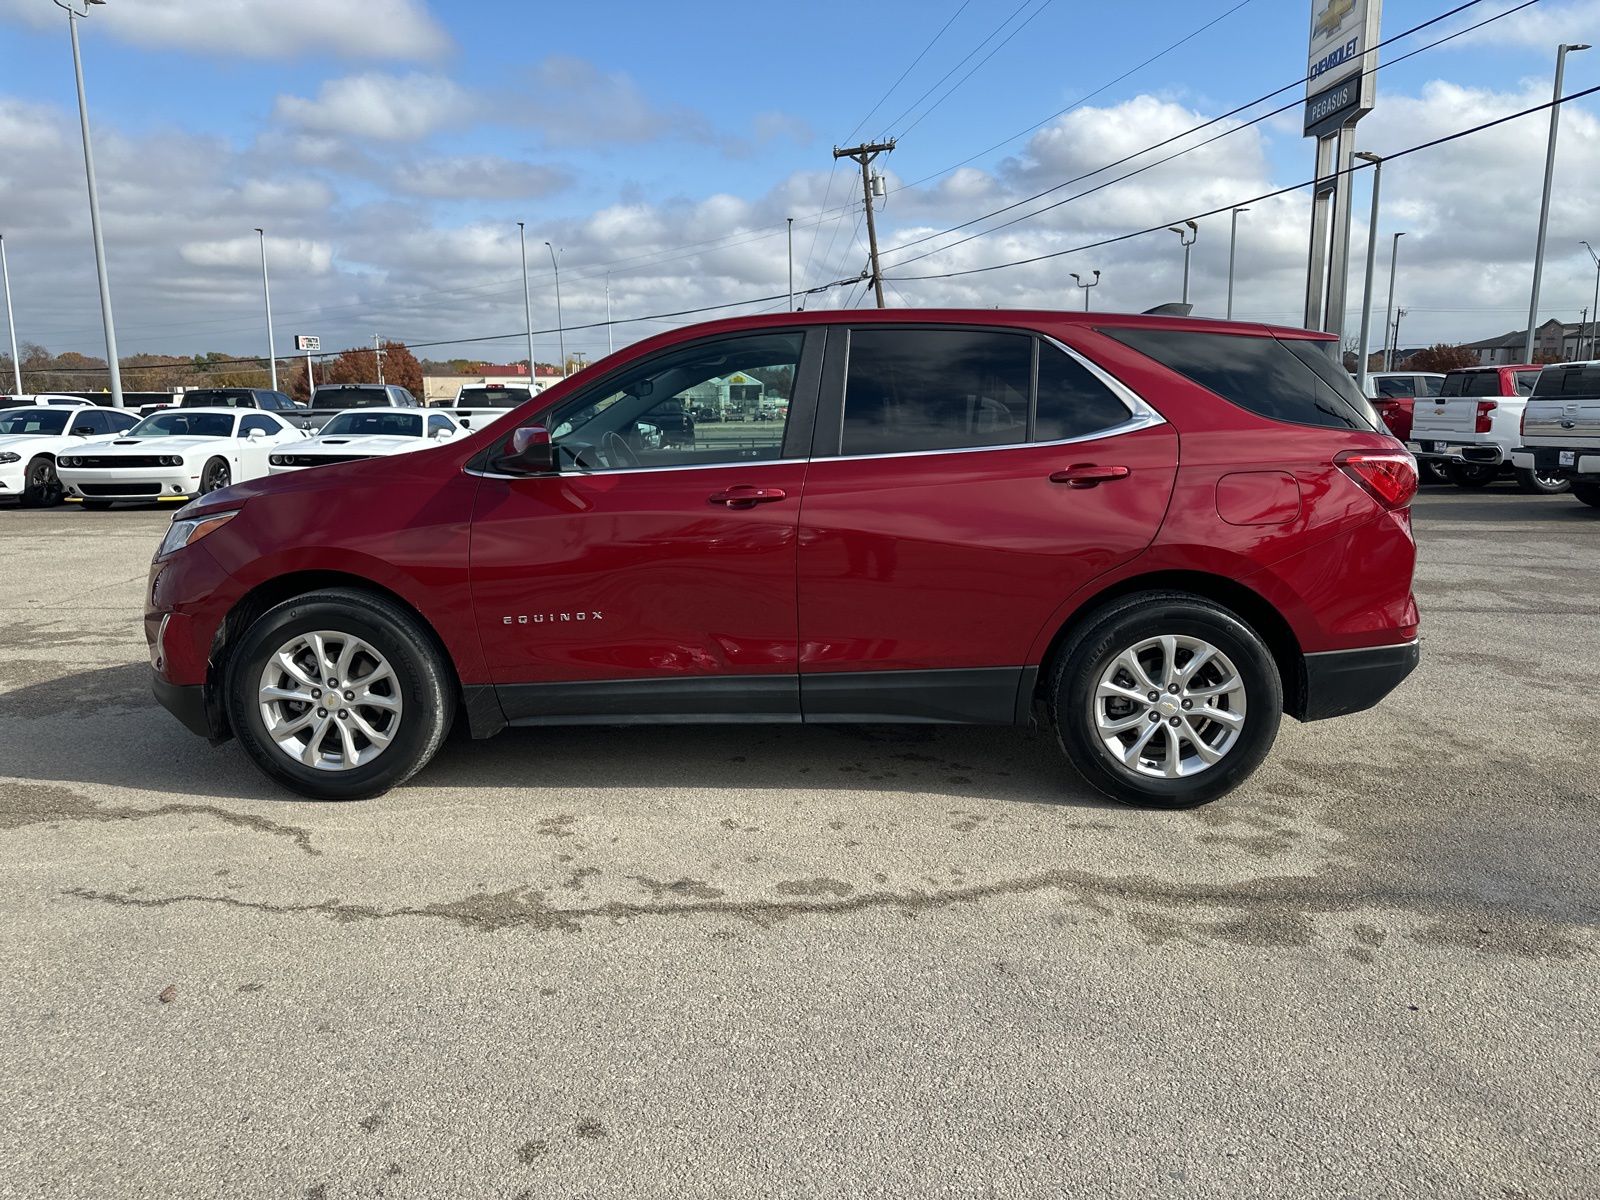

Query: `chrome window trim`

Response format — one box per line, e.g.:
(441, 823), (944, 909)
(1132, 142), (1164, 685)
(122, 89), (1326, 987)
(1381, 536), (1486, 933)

(1040, 334), (1166, 429)
(465, 456), (808, 481)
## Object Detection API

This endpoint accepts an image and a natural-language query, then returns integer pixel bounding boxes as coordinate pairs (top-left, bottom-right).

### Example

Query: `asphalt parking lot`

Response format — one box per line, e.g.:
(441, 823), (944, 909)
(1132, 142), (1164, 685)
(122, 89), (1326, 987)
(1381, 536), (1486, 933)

(1, 487), (1596, 1198)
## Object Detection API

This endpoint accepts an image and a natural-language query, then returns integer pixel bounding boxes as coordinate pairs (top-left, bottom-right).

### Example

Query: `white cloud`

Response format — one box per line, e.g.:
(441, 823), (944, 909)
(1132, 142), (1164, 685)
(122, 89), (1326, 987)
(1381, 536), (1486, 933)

(1454, 0), (1600, 51)
(274, 74), (476, 142)
(519, 56), (712, 147)
(389, 156), (572, 200)
(0, 0), (450, 60)
(179, 236), (333, 274)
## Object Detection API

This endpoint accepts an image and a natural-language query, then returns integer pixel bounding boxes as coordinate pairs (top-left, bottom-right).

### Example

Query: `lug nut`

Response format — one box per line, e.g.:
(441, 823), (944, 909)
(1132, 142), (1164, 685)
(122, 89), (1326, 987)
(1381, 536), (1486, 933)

(311, 689), (321, 700)
(1147, 691), (1159, 702)
(327, 679), (338, 688)
(316, 708), (327, 718)
(1168, 716), (1181, 726)
(1148, 712), (1160, 722)
(337, 709), (348, 719)
(1181, 699), (1193, 710)
(1168, 683), (1180, 694)
(343, 690), (354, 701)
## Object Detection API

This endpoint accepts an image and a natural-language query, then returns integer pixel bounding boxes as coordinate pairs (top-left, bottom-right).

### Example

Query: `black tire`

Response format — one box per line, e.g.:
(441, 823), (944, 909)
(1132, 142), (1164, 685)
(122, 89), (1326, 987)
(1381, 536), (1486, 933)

(1513, 467), (1571, 495)
(19, 456), (62, 508)
(1420, 459), (1451, 484)
(199, 457), (231, 495)
(1444, 462), (1496, 489)
(224, 588), (456, 801)
(1574, 482), (1600, 510)
(1048, 592), (1283, 809)
(81, 499), (113, 511)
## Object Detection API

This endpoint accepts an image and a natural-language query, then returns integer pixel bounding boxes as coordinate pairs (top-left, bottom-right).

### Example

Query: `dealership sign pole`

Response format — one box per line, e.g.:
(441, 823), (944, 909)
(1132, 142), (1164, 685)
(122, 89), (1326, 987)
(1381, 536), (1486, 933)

(295, 334), (319, 394)
(1303, 0), (1382, 341)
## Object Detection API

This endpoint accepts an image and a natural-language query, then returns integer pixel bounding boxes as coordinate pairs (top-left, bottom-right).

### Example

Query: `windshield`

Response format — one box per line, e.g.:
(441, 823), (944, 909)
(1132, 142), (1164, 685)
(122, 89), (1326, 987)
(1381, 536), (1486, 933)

(128, 411), (236, 438)
(0, 410), (70, 436)
(312, 387), (392, 409)
(320, 411), (424, 437)
(180, 390), (253, 408)
(457, 387), (531, 408)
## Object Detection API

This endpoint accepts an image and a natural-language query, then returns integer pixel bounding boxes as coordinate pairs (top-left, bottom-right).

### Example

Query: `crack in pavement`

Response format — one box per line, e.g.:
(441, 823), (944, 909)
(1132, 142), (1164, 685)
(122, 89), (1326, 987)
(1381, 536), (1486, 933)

(60, 865), (1597, 959)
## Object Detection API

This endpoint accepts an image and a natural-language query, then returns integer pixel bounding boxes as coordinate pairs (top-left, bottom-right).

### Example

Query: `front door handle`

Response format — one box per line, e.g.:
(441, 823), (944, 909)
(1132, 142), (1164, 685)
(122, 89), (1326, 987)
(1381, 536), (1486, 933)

(1049, 464), (1131, 489)
(709, 485), (788, 508)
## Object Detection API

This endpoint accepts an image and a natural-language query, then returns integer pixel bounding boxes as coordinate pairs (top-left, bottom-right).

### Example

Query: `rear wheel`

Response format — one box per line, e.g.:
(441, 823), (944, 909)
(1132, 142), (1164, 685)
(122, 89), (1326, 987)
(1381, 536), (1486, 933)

(1513, 467), (1571, 495)
(225, 588), (455, 800)
(1420, 460), (1451, 485)
(1445, 462), (1497, 489)
(19, 457), (62, 508)
(1574, 482), (1600, 510)
(1048, 592), (1283, 809)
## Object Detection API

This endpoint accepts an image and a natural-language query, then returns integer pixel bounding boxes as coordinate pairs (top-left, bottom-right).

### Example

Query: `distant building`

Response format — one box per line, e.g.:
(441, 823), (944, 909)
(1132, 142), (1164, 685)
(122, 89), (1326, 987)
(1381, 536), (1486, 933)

(680, 372), (770, 420)
(421, 363), (563, 406)
(1462, 319), (1581, 366)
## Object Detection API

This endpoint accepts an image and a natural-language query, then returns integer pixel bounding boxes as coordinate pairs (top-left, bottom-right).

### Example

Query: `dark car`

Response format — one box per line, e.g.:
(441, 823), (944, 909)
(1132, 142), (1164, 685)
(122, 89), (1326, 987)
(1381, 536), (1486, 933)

(147, 309), (1419, 809)
(179, 388), (303, 412)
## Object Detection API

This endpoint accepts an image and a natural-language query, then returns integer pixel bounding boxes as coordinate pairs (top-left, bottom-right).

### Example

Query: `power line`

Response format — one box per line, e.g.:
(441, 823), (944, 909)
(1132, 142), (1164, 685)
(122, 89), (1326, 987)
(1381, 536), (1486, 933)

(882, 0), (1044, 134)
(883, 81), (1600, 284)
(843, 0), (975, 143)
(877, 0), (1521, 269)
(898, 0), (1057, 138)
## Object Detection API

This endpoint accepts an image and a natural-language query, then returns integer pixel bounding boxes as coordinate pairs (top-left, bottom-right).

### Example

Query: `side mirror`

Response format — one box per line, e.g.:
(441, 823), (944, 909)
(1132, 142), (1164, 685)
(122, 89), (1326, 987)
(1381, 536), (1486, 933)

(434, 426), (456, 440)
(500, 424), (558, 474)
(247, 428), (267, 440)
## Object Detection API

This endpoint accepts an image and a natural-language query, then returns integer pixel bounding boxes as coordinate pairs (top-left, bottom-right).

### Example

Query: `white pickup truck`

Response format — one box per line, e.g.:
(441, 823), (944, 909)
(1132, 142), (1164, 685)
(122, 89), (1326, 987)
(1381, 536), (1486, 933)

(1406, 364), (1567, 493)
(1512, 360), (1600, 510)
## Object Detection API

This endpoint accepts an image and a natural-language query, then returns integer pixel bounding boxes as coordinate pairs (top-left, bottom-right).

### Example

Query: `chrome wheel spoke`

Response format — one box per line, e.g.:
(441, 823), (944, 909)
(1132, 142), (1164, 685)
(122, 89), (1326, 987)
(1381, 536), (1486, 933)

(1098, 711), (1150, 735)
(1183, 719), (1224, 764)
(1121, 720), (1161, 765)
(1095, 633), (1248, 781)
(348, 709), (393, 748)
(333, 636), (360, 682)
(1097, 680), (1149, 704)
(1177, 644), (1216, 683)
(1158, 635), (1179, 687)
(259, 630), (403, 773)
(1197, 705), (1244, 728)
(1117, 650), (1160, 694)
(334, 718), (362, 768)
(354, 688), (401, 712)
(261, 684), (314, 704)
(1161, 724), (1182, 778)
(299, 715), (333, 765)
(274, 652), (318, 689)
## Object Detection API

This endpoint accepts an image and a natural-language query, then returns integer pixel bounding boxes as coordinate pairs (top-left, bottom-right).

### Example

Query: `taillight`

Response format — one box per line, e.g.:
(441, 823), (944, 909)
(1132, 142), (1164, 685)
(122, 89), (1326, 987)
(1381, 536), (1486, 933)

(1336, 449), (1417, 510)
(1520, 405), (1528, 438)
(1475, 400), (1497, 434)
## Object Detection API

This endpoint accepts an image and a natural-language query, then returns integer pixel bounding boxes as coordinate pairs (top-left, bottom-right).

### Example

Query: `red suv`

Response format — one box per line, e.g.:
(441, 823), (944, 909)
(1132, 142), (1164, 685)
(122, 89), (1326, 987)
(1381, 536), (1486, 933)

(146, 310), (1419, 808)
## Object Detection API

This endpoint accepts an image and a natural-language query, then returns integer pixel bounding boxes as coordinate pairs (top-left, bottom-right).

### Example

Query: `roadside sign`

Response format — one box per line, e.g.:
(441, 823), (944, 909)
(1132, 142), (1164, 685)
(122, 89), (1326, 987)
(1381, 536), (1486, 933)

(1305, 0), (1381, 134)
(294, 334), (320, 352)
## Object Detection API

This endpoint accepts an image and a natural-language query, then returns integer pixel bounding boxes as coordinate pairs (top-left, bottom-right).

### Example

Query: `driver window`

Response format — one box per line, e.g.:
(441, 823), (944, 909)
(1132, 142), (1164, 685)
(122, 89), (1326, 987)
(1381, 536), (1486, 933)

(547, 332), (802, 471)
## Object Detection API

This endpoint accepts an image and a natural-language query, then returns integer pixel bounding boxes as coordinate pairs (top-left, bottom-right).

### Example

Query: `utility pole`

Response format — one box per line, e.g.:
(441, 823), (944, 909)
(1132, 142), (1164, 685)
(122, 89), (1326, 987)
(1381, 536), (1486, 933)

(56, 0), (123, 407)
(1580, 308), (1589, 362)
(1226, 207), (1249, 320)
(1383, 232), (1405, 371)
(517, 223), (536, 380)
(1524, 43), (1590, 364)
(605, 272), (614, 356)
(1353, 152), (1383, 394)
(787, 216), (795, 312)
(0, 234), (20, 396)
(573, 351), (587, 373)
(545, 242), (565, 377)
(1582, 241), (1600, 358)
(254, 228), (277, 392)
(833, 140), (895, 308)
(1391, 307), (1408, 367)
(1069, 271), (1100, 311)
(373, 334), (384, 385)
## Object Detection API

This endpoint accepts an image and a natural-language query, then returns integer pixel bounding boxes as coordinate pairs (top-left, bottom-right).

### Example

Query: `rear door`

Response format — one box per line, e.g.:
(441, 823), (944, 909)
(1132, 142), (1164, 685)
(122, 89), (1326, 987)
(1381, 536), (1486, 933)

(1413, 370), (1500, 439)
(470, 329), (821, 722)
(795, 325), (1178, 723)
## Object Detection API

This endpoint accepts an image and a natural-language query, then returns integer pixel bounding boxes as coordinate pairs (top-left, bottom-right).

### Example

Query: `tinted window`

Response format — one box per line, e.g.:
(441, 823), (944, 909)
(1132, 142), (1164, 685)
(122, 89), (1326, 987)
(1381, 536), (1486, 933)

(843, 328), (1030, 455)
(1532, 365), (1600, 399)
(0, 409), (70, 436)
(312, 386), (392, 409)
(1442, 371), (1502, 398)
(1106, 329), (1378, 431)
(458, 386), (531, 407)
(321, 411), (422, 437)
(428, 414), (456, 435)
(1375, 377), (1414, 399)
(1513, 371), (1539, 396)
(241, 415), (280, 437)
(1034, 342), (1131, 440)
(131, 411), (235, 438)
(389, 388), (417, 406)
(1415, 376), (1443, 397)
(73, 410), (112, 437)
(181, 389), (255, 408)
(547, 332), (802, 471)
(107, 410), (138, 432)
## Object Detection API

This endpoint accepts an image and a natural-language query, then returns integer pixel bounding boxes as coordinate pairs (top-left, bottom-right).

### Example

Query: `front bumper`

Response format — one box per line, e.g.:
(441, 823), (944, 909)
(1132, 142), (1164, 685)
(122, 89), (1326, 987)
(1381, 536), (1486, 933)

(1299, 641), (1419, 722)
(151, 671), (215, 738)
(59, 464), (203, 499)
(1404, 439), (1504, 466)
(0, 462), (27, 495)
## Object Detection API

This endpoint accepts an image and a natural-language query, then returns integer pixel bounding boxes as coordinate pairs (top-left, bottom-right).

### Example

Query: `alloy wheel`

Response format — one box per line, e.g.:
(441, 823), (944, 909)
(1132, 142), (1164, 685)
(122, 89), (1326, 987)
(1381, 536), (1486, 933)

(1093, 634), (1247, 779)
(257, 630), (403, 771)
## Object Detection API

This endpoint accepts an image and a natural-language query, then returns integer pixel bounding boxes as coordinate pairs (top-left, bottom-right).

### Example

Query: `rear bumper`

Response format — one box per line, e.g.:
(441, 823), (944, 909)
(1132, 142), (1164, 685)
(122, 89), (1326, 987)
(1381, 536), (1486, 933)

(1404, 440), (1505, 465)
(1299, 640), (1419, 722)
(1511, 447), (1600, 477)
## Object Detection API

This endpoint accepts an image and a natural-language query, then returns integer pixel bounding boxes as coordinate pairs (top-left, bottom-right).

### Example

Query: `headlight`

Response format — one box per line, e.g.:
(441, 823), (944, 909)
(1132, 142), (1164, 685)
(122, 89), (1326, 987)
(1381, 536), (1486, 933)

(269, 454), (288, 466)
(59, 456), (78, 468)
(157, 510), (238, 558)
(160, 455), (184, 467)
(0, 452), (19, 465)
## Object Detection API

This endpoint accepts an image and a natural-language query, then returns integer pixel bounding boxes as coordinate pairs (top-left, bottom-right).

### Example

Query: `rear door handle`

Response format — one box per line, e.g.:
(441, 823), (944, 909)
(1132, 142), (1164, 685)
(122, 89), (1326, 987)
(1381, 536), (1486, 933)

(1049, 464), (1131, 489)
(709, 485), (788, 508)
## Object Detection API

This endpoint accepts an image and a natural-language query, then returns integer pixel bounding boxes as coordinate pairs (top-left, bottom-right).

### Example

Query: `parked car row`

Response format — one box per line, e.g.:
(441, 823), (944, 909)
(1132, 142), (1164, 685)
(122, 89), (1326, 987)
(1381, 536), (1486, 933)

(1512, 360), (1600, 509)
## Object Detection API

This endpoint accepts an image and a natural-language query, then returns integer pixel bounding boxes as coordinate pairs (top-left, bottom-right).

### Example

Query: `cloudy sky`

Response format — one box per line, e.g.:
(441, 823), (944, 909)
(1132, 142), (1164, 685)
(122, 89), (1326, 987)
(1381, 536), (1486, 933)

(0, 0), (1597, 375)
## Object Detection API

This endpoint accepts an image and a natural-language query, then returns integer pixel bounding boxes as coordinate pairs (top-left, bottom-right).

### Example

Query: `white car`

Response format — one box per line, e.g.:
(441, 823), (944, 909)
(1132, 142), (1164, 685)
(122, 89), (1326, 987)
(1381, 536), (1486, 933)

(0, 393), (97, 409)
(56, 407), (306, 508)
(267, 407), (461, 475)
(0, 405), (140, 506)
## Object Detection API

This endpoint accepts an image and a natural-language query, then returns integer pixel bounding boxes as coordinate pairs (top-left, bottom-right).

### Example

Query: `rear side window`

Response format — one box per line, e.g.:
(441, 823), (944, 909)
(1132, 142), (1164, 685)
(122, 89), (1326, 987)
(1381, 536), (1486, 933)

(1104, 328), (1378, 431)
(1035, 342), (1132, 441)
(842, 329), (1031, 455)
(1533, 365), (1600, 399)
(1445, 371), (1503, 398)
(72, 410), (111, 436)
(1416, 376), (1443, 397)
(241, 415), (280, 436)
(1513, 371), (1539, 396)
(1375, 377), (1414, 398)
(428, 414), (455, 435)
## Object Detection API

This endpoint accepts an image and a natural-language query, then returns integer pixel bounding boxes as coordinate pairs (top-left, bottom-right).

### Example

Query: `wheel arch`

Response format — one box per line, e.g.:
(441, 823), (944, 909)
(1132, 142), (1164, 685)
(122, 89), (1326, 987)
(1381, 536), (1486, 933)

(207, 569), (490, 742)
(1031, 570), (1309, 721)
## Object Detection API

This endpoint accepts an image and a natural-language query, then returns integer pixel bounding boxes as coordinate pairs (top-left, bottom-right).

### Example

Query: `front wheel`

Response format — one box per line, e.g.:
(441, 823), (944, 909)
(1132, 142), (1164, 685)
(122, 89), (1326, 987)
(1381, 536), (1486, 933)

(1049, 593), (1283, 809)
(1420, 459), (1451, 485)
(199, 457), (231, 495)
(1513, 467), (1571, 495)
(1444, 462), (1497, 489)
(19, 457), (62, 508)
(1574, 482), (1600, 510)
(225, 588), (456, 800)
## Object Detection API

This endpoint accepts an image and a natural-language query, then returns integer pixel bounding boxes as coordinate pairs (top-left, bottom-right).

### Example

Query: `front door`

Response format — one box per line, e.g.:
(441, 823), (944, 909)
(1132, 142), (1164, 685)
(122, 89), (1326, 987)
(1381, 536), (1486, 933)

(470, 328), (820, 723)
(796, 325), (1178, 723)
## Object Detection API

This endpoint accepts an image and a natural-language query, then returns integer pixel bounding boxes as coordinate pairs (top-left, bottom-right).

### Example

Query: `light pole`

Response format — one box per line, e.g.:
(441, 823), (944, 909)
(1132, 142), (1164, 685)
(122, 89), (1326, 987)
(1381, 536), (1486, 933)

(1353, 152), (1383, 393)
(545, 242), (565, 377)
(1524, 43), (1590, 364)
(1226, 207), (1249, 320)
(1069, 270), (1100, 311)
(254, 228), (277, 392)
(1383, 232), (1405, 372)
(1168, 220), (1198, 306)
(787, 216), (795, 311)
(517, 223), (535, 380)
(0, 234), (20, 396)
(55, 0), (123, 407)
(605, 272), (614, 356)
(1583, 241), (1600, 358)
